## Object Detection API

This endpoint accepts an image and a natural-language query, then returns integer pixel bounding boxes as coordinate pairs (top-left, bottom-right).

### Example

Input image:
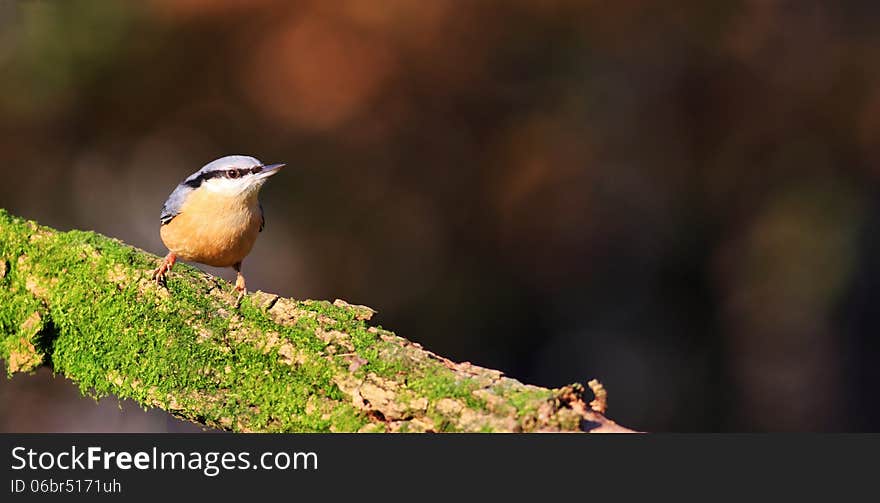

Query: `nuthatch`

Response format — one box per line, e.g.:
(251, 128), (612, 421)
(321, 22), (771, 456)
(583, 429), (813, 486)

(151, 155), (285, 296)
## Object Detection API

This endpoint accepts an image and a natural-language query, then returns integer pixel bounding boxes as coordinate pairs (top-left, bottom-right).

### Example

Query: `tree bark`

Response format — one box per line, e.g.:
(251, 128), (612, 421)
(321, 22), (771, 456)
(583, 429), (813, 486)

(0, 209), (634, 433)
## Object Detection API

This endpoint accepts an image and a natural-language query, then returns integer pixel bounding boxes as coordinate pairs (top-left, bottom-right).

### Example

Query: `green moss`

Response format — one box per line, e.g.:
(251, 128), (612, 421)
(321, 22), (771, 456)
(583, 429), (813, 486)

(357, 346), (401, 377)
(435, 418), (458, 433)
(0, 208), (567, 433)
(0, 209), (374, 432)
(409, 371), (483, 409)
(506, 387), (553, 419)
(328, 404), (368, 432)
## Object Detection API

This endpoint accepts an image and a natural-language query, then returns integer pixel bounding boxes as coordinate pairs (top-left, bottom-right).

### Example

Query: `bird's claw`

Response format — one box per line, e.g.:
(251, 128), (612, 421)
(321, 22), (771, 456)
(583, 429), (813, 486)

(233, 273), (247, 307)
(152, 253), (176, 289)
(151, 266), (168, 288)
(154, 274), (166, 288)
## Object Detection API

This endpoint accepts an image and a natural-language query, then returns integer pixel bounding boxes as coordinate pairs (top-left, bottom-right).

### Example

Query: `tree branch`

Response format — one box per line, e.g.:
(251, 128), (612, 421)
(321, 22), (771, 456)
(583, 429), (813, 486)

(0, 209), (634, 433)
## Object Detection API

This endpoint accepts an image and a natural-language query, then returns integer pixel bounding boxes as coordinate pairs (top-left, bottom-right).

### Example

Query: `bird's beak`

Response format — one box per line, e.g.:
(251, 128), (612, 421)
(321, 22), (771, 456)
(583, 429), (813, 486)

(257, 163), (285, 179)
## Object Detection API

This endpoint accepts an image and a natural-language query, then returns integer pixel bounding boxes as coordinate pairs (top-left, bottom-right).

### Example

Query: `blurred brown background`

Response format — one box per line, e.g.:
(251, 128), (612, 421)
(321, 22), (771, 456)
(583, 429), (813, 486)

(1, 0), (879, 432)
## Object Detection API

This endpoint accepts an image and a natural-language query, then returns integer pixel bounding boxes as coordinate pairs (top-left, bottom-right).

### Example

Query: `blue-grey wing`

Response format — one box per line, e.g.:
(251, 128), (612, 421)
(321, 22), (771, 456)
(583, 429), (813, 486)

(259, 202), (265, 232)
(160, 184), (193, 225)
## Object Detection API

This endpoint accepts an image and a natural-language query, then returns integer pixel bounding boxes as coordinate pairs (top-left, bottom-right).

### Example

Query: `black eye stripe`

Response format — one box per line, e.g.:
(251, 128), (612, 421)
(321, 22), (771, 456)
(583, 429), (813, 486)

(183, 166), (261, 188)
(184, 170), (219, 188)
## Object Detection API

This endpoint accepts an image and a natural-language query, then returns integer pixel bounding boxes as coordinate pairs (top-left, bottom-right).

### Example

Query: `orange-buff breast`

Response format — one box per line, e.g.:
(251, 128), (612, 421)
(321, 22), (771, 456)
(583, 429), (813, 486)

(160, 188), (262, 268)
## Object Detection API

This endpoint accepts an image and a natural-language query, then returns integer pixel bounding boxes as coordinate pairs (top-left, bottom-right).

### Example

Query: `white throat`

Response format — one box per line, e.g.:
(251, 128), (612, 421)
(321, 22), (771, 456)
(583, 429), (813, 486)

(202, 176), (264, 198)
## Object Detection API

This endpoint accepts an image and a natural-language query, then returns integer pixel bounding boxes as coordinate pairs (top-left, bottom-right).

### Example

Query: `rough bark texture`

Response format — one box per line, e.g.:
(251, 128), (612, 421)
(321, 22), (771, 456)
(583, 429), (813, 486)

(0, 209), (634, 433)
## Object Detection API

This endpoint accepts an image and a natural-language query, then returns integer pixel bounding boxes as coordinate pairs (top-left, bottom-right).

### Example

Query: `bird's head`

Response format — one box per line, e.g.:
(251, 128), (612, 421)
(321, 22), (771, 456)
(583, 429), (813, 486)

(185, 155), (285, 197)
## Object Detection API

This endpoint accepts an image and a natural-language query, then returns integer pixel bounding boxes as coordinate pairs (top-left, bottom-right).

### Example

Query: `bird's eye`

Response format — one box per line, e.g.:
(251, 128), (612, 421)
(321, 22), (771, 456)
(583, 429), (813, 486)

(227, 169), (240, 179)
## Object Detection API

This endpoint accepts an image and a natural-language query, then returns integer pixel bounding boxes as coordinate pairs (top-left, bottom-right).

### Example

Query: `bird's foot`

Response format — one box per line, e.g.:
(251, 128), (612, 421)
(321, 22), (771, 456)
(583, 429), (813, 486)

(151, 253), (177, 288)
(234, 272), (247, 306)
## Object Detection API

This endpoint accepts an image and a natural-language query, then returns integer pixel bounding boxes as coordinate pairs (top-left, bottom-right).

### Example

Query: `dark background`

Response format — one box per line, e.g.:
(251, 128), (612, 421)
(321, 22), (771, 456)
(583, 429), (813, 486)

(1, 0), (879, 432)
